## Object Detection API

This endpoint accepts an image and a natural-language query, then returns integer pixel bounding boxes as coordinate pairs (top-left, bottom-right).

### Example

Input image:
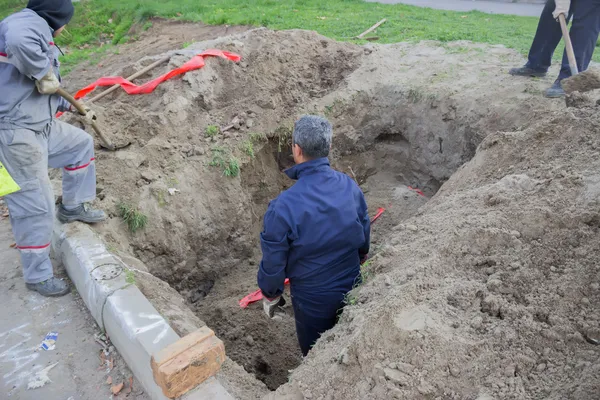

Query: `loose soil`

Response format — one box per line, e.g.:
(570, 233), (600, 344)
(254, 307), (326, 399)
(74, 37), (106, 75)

(54, 19), (600, 399)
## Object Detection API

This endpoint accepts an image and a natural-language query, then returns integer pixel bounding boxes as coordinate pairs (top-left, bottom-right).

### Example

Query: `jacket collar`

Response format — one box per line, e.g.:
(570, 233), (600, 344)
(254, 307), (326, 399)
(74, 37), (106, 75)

(284, 157), (330, 180)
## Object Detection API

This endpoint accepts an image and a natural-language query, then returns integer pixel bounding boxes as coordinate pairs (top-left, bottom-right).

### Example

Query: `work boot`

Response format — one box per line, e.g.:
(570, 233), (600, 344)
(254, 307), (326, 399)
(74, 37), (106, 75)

(26, 277), (70, 297)
(57, 203), (106, 224)
(544, 80), (566, 98)
(509, 65), (547, 78)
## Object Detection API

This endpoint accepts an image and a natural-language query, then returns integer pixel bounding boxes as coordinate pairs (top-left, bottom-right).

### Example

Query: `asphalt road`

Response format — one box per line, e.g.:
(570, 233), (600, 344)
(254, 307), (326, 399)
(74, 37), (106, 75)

(364, 0), (544, 17)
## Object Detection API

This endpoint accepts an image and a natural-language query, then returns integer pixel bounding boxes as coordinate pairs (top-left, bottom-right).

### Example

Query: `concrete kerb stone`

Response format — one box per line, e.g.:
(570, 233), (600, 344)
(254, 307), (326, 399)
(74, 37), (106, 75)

(51, 221), (233, 400)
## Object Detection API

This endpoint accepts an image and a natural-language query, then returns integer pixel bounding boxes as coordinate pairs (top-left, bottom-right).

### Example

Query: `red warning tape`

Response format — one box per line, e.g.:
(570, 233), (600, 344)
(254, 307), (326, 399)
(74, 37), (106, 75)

(56, 49), (241, 118)
(239, 207), (386, 308)
(408, 186), (427, 197)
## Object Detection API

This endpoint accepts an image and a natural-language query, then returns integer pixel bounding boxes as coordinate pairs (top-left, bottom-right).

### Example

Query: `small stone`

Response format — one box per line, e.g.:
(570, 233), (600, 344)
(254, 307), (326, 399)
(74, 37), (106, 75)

(406, 224), (418, 232)
(193, 146), (205, 156)
(503, 364), (515, 377)
(396, 362), (415, 375)
(550, 266), (557, 272)
(591, 283), (599, 291)
(245, 335), (254, 346)
(543, 347), (551, 356)
(246, 119), (254, 128)
(384, 368), (409, 386)
(537, 363), (547, 372)
(510, 230), (521, 238)
(449, 365), (461, 377)
(581, 297), (590, 305)
(487, 278), (503, 292)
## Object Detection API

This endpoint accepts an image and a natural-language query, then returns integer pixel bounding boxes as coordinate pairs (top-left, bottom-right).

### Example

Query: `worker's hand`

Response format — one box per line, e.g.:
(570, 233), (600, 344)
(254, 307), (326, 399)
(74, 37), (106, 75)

(553, 0), (571, 19)
(262, 296), (286, 319)
(360, 253), (369, 265)
(35, 67), (60, 95)
(73, 103), (97, 124)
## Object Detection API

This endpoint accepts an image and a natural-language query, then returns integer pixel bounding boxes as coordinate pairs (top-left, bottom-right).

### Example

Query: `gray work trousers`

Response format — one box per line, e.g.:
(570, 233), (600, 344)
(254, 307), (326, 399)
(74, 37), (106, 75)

(0, 120), (96, 283)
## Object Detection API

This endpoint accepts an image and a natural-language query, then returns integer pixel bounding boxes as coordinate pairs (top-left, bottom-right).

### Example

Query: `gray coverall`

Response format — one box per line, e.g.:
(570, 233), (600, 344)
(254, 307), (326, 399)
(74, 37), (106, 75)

(0, 9), (97, 283)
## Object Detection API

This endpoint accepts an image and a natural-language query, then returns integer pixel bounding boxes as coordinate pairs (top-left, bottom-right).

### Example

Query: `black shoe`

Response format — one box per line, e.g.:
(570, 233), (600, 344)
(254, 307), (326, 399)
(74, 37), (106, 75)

(544, 81), (565, 98)
(509, 66), (547, 78)
(57, 203), (106, 224)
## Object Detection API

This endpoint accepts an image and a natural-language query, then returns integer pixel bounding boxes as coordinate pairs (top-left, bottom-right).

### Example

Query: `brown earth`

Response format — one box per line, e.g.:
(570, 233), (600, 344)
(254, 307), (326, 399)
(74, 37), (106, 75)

(53, 19), (600, 399)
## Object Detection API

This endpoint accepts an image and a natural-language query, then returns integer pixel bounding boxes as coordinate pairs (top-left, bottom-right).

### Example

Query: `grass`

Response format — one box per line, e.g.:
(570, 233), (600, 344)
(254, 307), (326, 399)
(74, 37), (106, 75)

(117, 202), (148, 233)
(240, 140), (255, 158)
(125, 268), (136, 284)
(344, 260), (373, 306)
(209, 146), (240, 177)
(205, 125), (220, 138)
(5, 0), (599, 77)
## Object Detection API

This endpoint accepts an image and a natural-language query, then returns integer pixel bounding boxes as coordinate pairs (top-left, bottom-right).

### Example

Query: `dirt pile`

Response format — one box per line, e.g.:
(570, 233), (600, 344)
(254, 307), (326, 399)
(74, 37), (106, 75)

(280, 106), (600, 399)
(53, 20), (595, 398)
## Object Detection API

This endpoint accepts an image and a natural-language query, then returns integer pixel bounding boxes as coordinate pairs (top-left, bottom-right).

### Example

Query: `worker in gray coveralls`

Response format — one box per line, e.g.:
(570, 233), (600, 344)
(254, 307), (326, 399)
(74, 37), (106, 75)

(0, 0), (106, 297)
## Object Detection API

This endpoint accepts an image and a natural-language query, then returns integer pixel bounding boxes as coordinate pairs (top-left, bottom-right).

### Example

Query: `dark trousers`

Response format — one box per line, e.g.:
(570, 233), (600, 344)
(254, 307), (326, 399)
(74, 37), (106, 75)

(292, 297), (343, 356)
(527, 0), (600, 80)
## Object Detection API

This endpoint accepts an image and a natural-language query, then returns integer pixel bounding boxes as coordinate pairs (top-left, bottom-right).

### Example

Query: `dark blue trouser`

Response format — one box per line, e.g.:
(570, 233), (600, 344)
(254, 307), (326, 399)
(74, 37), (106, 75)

(292, 296), (344, 356)
(527, 0), (600, 81)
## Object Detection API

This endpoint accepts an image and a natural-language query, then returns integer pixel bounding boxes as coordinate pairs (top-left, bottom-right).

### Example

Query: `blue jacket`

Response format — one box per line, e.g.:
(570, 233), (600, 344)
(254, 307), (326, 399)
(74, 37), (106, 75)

(257, 157), (370, 317)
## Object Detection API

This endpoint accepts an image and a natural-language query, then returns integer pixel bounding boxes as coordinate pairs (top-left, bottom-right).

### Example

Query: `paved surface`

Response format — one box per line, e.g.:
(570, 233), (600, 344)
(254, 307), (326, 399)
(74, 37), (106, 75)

(0, 216), (147, 399)
(365, 0), (544, 16)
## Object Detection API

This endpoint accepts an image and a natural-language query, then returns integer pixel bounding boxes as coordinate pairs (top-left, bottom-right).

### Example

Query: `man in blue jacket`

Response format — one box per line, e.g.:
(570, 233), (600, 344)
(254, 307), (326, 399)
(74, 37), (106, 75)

(257, 115), (370, 357)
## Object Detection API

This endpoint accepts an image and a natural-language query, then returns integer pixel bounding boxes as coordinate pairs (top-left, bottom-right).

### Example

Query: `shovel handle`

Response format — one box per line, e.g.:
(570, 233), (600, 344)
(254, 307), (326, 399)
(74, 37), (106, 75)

(56, 88), (116, 151)
(559, 14), (579, 76)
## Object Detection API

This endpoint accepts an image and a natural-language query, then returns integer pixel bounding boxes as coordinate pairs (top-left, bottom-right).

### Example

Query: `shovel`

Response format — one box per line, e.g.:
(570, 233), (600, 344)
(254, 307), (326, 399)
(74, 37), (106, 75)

(56, 88), (131, 151)
(559, 14), (578, 76)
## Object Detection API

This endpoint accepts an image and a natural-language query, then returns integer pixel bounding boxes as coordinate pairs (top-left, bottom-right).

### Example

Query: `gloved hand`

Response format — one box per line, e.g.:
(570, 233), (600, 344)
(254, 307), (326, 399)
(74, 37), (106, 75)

(72, 103), (97, 124)
(553, 0), (571, 19)
(262, 296), (286, 319)
(360, 253), (369, 265)
(35, 66), (60, 94)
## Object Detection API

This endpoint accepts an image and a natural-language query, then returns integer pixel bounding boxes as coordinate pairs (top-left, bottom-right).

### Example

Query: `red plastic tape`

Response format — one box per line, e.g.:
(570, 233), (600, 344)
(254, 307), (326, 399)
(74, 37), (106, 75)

(55, 49), (241, 119)
(239, 208), (386, 308)
(73, 49), (240, 99)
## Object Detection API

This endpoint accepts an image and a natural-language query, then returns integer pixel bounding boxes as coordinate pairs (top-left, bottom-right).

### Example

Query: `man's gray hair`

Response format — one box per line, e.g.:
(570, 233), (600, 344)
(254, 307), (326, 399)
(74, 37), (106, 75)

(292, 115), (333, 159)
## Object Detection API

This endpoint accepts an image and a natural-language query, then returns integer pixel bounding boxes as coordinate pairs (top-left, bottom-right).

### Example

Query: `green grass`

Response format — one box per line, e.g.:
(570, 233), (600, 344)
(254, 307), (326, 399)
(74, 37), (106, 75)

(205, 124), (220, 138)
(118, 202), (148, 233)
(240, 140), (255, 158)
(125, 268), (136, 284)
(5, 0), (599, 76)
(209, 146), (240, 177)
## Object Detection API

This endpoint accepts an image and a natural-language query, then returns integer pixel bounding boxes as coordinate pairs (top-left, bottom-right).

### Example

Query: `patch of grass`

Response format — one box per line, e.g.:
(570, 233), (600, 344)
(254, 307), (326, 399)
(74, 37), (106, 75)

(118, 202), (148, 233)
(125, 269), (136, 284)
(224, 157), (240, 177)
(142, 21), (153, 31)
(156, 189), (167, 207)
(209, 146), (240, 177)
(182, 41), (193, 49)
(205, 125), (220, 138)
(3, 0), (589, 78)
(240, 140), (255, 158)
(344, 260), (374, 306)
(249, 132), (267, 143)
(407, 88), (423, 103)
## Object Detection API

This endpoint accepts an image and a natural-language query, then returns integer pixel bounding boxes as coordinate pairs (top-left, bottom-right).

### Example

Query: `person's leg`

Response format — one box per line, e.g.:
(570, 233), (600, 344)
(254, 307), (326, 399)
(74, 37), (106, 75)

(46, 120), (105, 223)
(0, 128), (63, 291)
(526, 0), (571, 72)
(292, 299), (339, 357)
(557, 0), (600, 81)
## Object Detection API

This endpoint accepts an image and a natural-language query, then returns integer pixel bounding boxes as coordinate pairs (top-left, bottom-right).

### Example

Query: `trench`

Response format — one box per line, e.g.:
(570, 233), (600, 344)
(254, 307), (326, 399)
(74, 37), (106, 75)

(152, 94), (479, 390)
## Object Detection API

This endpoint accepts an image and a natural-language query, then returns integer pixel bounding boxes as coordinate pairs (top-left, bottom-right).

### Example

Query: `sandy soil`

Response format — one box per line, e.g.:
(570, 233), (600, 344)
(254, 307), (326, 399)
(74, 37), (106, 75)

(53, 19), (600, 399)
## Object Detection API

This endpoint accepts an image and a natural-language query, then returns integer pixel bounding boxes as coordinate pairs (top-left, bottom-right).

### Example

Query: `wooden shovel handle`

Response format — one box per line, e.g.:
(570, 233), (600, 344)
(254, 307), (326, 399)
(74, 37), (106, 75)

(559, 14), (579, 76)
(56, 88), (116, 151)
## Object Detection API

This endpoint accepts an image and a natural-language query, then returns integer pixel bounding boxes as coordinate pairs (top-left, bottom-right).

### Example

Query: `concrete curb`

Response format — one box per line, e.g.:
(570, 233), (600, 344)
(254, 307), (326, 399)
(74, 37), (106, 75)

(51, 222), (234, 400)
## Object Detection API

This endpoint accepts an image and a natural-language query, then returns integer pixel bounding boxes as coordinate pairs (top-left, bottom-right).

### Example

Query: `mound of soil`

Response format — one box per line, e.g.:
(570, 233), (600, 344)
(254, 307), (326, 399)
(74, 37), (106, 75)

(54, 20), (600, 398)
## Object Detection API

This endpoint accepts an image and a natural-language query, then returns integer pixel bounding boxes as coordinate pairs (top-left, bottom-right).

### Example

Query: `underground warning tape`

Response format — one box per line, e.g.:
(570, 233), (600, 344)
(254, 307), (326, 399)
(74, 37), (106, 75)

(239, 207), (386, 308)
(56, 49), (241, 118)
